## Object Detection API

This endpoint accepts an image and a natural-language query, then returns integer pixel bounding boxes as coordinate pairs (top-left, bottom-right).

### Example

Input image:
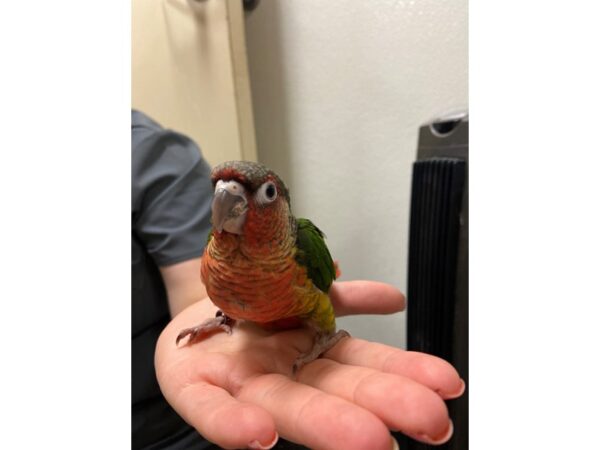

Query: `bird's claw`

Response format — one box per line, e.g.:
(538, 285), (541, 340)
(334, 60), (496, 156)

(175, 311), (236, 345)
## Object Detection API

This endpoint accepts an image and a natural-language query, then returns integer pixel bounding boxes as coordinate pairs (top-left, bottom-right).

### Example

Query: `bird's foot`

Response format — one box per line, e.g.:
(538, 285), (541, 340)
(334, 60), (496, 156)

(292, 329), (350, 375)
(176, 310), (236, 346)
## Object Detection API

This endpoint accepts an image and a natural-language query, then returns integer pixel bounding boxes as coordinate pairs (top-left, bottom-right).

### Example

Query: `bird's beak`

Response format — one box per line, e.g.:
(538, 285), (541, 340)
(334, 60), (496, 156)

(212, 180), (248, 234)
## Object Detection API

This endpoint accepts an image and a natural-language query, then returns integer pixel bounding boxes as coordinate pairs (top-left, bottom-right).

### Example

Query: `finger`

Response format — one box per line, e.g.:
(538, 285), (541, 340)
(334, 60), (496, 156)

(167, 381), (278, 450)
(325, 338), (465, 399)
(329, 281), (405, 316)
(297, 358), (453, 445)
(237, 373), (395, 450)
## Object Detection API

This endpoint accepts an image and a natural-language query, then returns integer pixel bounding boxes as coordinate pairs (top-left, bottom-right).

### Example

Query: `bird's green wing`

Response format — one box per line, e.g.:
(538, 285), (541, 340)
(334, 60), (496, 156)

(294, 218), (336, 293)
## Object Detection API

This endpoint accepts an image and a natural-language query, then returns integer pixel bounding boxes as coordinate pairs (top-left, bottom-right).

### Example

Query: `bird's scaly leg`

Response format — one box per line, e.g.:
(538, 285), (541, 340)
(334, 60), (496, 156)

(292, 329), (350, 374)
(176, 310), (236, 345)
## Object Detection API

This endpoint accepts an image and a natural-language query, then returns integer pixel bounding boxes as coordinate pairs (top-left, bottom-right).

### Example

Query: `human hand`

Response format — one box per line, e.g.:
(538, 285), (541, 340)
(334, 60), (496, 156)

(155, 281), (465, 450)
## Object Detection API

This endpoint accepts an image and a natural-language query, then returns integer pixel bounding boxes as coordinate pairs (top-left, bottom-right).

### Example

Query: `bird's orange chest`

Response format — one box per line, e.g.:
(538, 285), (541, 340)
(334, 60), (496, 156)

(201, 237), (309, 324)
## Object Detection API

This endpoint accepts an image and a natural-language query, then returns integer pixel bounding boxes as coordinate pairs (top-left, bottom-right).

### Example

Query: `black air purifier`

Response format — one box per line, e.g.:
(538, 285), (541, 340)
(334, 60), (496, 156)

(395, 114), (468, 450)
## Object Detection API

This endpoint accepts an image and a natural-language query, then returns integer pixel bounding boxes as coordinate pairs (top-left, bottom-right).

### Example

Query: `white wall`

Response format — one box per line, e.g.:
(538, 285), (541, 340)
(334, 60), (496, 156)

(245, 0), (467, 348)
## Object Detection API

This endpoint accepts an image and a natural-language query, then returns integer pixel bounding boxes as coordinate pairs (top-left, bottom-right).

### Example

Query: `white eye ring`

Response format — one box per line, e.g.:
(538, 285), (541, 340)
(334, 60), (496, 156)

(255, 181), (278, 205)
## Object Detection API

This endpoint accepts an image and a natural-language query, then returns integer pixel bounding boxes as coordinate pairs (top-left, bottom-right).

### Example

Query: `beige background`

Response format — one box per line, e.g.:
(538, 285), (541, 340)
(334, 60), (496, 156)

(132, 0), (257, 166)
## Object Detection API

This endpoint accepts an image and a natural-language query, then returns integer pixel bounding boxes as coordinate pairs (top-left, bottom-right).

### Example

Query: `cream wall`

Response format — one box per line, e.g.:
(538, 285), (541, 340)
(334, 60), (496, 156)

(132, 0), (257, 166)
(245, 0), (468, 347)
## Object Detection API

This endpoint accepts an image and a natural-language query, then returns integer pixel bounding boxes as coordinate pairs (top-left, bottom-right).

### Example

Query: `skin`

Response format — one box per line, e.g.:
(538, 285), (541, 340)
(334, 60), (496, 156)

(156, 259), (465, 450)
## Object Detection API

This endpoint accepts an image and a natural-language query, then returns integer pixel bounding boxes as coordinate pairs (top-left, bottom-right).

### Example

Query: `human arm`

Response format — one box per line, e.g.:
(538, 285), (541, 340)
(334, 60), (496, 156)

(155, 281), (464, 450)
(131, 112), (217, 447)
(159, 257), (207, 317)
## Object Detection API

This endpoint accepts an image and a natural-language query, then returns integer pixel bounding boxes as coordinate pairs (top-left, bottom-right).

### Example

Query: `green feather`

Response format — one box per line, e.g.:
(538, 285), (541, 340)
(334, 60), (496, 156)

(294, 218), (336, 293)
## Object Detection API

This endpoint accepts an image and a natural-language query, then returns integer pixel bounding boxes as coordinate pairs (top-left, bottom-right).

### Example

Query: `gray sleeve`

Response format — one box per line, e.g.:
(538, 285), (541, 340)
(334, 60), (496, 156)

(132, 112), (213, 267)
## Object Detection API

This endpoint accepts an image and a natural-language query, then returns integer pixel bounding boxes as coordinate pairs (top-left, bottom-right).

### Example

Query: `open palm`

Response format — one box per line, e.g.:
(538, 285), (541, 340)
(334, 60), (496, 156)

(155, 281), (464, 450)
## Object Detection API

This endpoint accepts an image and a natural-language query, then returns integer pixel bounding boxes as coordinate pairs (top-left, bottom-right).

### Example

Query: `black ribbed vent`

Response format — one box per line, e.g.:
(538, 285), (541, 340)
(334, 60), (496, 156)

(407, 157), (466, 360)
(395, 117), (468, 450)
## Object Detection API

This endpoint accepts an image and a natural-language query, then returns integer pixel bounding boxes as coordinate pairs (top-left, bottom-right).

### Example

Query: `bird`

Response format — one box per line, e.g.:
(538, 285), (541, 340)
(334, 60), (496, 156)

(176, 160), (349, 374)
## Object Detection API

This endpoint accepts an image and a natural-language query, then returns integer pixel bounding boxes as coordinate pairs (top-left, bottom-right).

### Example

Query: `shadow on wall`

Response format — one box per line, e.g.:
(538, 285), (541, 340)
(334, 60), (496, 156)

(245, 1), (295, 193)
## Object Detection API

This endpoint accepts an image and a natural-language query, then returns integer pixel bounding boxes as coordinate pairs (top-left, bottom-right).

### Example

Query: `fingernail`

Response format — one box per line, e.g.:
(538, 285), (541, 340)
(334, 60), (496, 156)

(417, 420), (454, 445)
(448, 379), (466, 398)
(248, 432), (279, 449)
(390, 436), (400, 450)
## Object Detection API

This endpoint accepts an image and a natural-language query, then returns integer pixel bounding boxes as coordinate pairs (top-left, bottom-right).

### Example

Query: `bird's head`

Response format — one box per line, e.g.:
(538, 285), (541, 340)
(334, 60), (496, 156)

(209, 161), (291, 240)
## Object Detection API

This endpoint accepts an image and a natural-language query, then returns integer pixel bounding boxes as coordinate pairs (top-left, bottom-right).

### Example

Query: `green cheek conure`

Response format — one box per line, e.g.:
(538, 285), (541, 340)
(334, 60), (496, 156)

(176, 160), (349, 373)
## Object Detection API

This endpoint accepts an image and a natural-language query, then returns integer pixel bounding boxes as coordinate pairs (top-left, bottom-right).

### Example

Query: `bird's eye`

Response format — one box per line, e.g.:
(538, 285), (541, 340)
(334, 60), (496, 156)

(256, 181), (278, 205)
